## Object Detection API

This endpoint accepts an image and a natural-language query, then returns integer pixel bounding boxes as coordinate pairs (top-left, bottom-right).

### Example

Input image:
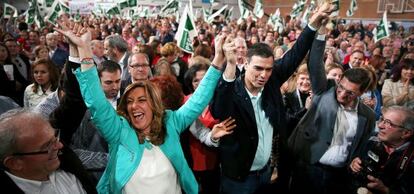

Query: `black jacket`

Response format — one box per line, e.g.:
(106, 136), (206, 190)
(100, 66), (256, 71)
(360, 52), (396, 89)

(210, 26), (316, 184)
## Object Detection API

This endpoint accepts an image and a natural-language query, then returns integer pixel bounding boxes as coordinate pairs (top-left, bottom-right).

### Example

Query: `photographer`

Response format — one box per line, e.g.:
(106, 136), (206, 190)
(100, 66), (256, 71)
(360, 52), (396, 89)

(350, 106), (414, 194)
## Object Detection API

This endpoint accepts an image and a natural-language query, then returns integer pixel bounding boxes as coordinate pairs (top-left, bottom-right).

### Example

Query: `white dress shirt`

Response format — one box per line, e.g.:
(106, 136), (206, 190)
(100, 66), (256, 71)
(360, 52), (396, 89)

(5, 170), (86, 194)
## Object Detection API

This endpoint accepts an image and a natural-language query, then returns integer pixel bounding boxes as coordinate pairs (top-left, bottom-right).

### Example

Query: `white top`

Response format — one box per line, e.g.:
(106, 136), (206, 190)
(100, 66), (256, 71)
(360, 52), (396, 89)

(5, 170), (86, 194)
(319, 105), (358, 167)
(23, 84), (53, 108)
(382, 79), (414, 109)
(122, 144), (181, 194)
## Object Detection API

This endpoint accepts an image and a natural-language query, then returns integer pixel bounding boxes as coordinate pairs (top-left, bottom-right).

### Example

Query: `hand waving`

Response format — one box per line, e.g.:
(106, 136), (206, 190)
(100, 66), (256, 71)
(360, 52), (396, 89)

(211, 117), (236, 141)
(54, 17), (91, 48)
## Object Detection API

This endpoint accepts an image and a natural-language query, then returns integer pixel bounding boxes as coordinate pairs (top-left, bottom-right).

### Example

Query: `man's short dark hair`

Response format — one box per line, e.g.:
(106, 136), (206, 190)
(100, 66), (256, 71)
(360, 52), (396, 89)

(247, 43), (274, 63)
(351, 49), (364, 56)
(98, 60), (121, 78)
(342, 68), (371, 93)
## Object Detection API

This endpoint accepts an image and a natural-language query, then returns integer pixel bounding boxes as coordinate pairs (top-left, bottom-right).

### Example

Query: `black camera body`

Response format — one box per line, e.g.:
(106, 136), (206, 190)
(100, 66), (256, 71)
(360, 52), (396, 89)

(356, 141), (387, 186)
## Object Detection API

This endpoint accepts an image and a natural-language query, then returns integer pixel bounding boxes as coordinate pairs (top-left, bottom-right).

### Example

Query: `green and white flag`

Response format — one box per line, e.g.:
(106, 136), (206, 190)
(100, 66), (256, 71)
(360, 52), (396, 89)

(331, 0), (340, 17)
(346, 0), (358, 17)
(175, 4), (197, 54)
(238, 0), (250, 19)
(35, 9), (45, 28)
(60, 3), (70, 14)
(301, 5), (312, 25)
(373, 11), (389, 43)
(74, 9), (81, 22)
(45, 0), (61, 25)
(290, 1), (305, 18)
(128, 0), (137, 7)
(107, 6), (121, 16)
(3, 3), (18, 18)
(253, 0), (264, 18)
(161, 0), (179, 16)
(268, 8), (283, 33)
(45, 0), (54, 7)
(202, 7), (211, 22)
(225, 6), (234, 21)
(139, 7), (150, 18)
(25, 5), (36, 24)
(207, 5), (228, 23)
(119, 1), (129, 10)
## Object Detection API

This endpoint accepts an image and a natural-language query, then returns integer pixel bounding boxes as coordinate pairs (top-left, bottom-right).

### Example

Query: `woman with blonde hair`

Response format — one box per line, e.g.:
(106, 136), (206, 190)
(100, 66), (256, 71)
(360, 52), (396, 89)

(325, 62), (344, 83)
(283, 64), (312, 131)
(153, 57), (175, 76)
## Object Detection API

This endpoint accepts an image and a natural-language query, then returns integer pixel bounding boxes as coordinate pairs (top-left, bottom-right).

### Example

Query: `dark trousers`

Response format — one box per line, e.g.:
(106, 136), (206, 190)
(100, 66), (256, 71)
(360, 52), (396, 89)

(220, 164), (272, 194)
(194, 168), (220, 194)
(290, 163), (352, 194)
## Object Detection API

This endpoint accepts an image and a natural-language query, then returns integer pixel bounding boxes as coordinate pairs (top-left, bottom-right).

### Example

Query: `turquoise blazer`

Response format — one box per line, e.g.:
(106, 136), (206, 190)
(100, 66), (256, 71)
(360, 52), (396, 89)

(75, 66), (221, 194)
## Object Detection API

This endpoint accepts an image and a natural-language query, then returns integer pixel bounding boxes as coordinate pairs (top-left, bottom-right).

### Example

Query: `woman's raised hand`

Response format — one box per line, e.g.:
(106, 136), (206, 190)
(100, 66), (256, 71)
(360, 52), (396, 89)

(54, 16), (91, 49)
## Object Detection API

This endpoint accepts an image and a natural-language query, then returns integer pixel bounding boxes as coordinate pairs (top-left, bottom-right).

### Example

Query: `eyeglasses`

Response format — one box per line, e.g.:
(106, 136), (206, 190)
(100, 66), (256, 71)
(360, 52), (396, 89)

(12, 129), (61, 156)
(336, 83), (358, 98)
(378, 116), (406, 129)
(129, 64), (149, 70)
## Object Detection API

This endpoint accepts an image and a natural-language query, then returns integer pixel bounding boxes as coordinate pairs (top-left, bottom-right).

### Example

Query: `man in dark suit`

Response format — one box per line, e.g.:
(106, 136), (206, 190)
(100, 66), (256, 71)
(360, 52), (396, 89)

(210, 4), (332, 194)
(288, 25), (376, 194)
(104, 35), (130, 83)
(342, 49), (364, 71)
(46, 33), (69, 70)
(4, 39), (31, 82)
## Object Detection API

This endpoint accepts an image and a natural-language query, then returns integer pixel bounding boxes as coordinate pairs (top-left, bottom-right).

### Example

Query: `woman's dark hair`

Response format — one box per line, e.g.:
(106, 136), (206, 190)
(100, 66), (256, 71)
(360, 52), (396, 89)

(391, 59), (414, 84)
(150, 39), (161, 55)
(184, 63), (209, 93)
(369, 55), (386, 70)
(0, 43), (12, 64)
(193, 44), (212, 59)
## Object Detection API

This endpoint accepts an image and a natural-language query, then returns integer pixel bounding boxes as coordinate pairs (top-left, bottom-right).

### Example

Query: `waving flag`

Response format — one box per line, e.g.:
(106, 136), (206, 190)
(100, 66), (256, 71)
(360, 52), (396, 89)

(175, 4), (197, 53)
(373, 11), (390, 43)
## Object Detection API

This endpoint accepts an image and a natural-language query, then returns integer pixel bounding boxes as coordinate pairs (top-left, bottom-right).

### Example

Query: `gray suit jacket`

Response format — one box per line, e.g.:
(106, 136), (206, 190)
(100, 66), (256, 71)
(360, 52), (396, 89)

(120, 52), (130, 83)
(288, 39), (376, 165)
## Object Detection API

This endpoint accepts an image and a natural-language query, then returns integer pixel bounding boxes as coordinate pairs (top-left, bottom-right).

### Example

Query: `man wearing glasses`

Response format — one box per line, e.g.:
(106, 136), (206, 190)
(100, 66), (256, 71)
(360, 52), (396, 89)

(349, 106), (414, 194)
(120, 52), (152, 94)
(0, 109), (95, 193)
(288, 25), (375, 194)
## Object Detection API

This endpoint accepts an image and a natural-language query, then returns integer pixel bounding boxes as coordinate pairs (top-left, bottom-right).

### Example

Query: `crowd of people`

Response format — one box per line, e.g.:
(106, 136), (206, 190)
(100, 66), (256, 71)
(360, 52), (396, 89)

(0, 2), (413, 194)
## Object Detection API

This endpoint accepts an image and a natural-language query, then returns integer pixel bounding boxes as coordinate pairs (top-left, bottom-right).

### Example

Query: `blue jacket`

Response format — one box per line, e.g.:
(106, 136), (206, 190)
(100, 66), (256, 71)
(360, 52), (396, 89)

(75, 66), (221, 194)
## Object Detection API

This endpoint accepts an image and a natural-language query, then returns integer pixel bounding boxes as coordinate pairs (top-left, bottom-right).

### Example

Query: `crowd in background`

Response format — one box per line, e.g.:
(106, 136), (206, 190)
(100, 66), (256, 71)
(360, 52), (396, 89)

(0, 4), (414, 194)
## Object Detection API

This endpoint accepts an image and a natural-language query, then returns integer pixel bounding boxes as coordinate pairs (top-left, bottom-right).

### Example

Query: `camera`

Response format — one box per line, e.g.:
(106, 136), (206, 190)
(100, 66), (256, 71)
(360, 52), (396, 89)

(408, 40), (414, 46)
(356, 141), (387, 186)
